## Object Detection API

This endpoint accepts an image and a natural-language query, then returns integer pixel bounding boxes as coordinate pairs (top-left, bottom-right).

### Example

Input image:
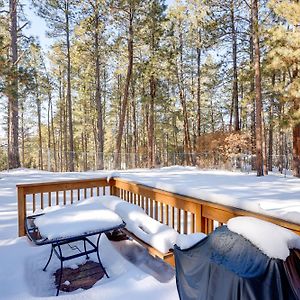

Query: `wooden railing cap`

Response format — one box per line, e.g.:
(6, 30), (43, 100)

(16, 177), (112, 188)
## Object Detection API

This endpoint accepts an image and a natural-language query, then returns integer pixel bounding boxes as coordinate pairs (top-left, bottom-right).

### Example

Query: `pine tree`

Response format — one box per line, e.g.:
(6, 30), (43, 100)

(33, 0), (79, 171)
(267, 0), (300, 177)
(7, 0), (20, 169)
(252, 0), (264, 176)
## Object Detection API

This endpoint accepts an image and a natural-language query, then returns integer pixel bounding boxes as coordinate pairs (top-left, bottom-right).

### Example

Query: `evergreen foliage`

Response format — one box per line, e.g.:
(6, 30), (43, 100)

(0, 0), (299, 176)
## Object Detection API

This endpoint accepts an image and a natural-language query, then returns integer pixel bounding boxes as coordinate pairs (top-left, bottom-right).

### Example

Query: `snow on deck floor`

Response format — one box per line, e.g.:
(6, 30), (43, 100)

(0, 169), (177, 300)
(0, 167), (300, 299)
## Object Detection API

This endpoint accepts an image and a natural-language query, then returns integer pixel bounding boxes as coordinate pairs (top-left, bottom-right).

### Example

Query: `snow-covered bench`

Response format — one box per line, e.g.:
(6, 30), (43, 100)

(82, 195), (206, 266)
(84, 196), (179, 265)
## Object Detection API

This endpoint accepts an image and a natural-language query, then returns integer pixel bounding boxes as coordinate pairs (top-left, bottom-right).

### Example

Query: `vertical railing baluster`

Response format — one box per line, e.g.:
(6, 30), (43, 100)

(32, 194), (36, 213)
(40, 193), (44, 210)
(190, 213), (194, 233)
(153, 200), (158, 220)
(183, 211), (188, 234)
(56, 191), (59, 206)
(141, 196), (144, 209)
(166, 205), (169, 226)
(208, 219), (214, 233)
(171, 206), (175, 229)
(177, 208), (181, 233)
(145, 198), (149, 215)
(150, 199), (154, 218)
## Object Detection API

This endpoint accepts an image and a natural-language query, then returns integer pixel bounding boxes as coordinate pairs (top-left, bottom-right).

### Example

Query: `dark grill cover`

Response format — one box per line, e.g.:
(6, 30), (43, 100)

(174, 226), (300, 300)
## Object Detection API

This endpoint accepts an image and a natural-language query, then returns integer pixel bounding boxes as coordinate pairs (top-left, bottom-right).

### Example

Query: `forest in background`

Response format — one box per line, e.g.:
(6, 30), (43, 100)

(0, 0), (300, 177)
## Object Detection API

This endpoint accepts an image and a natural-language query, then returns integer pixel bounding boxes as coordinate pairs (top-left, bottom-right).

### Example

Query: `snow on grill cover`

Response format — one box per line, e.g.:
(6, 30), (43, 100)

(174, 226), (300, 300)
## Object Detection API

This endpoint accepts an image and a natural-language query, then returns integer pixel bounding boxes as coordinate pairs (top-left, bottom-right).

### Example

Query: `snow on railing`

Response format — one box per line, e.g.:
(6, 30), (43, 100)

(17, 177), (300, 239)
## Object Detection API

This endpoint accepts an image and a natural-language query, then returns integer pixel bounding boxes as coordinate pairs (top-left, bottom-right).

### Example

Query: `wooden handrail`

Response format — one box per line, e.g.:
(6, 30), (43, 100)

(17, 177), (300, 237)
(17, 178), (113, 236)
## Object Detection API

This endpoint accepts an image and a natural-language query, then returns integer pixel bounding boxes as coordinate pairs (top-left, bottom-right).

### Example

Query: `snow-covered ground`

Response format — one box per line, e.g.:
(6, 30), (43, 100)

(0, 167), (299, 299)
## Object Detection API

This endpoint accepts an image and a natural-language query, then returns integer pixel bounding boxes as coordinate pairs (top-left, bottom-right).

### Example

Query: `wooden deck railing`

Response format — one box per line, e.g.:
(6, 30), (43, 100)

(17, 177), (300, 237)
(17, 178), (114, 236)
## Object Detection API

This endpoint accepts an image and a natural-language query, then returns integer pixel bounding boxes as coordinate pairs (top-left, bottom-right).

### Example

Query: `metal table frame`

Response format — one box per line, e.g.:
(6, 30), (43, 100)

(25, 214), (125, 296)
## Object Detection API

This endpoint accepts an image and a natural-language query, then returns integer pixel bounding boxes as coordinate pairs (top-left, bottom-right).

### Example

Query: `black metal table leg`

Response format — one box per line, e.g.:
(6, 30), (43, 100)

(26, 222), (125, 296)
(96, 233), (109, 278)
(43, 245), (54, 271)
(84, 238), (89, 259)
(56, 245), (64, 296)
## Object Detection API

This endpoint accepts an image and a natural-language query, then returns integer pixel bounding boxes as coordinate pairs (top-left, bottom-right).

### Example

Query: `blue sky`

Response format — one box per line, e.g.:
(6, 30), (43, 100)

(23, 1), (50, 50)
(0, 0), (175, 139)
(23, 0), (175, 51)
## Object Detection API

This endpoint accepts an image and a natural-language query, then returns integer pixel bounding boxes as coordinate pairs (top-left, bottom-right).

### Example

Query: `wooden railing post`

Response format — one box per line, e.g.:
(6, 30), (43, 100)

(17, 187), (26, 237)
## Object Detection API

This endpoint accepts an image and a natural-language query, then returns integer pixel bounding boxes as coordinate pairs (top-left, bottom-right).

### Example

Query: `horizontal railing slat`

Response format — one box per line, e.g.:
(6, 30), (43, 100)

(17, 178), (113, 194)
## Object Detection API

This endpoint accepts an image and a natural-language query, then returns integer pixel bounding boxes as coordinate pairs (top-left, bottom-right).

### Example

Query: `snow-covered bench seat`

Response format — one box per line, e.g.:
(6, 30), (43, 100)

(84, 196), (179, 265)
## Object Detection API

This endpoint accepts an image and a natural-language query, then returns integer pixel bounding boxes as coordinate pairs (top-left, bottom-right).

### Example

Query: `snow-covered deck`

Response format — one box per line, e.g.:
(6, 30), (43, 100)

(1, 167), (300, 299)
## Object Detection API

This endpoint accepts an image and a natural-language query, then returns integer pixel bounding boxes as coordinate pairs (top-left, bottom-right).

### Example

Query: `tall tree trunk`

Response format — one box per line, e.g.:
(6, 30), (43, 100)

(65, 0), (74, 171)
(292, 101), (300, 177)
(250, 4), (256, 170)
(292, 123), (300, 177)
(8, 0), (20, 169)
(63, 79), (68, 171)
(148, 76), (155, 167)
(278, 99), (284, 173)
(177, 26), (192, 165)
(94, 4), (104, 170)
(47, 89), (51, 170)
(231, 0), (240, 131)
(268, 74), (275, 172)
(37, 96), (43, 170)
(43, 58), (57, 171)
(114, 7), (134, 169)
(210, 98), (215, 133)
(58, 69), (64, 171)
(131, 83), (138, 167)
(252, 0), (264, 176)
(35, 73), (43, 170)
(20, 102), (24, 167)
(262, 111), (268, 175)
(196, 29), (202, 137)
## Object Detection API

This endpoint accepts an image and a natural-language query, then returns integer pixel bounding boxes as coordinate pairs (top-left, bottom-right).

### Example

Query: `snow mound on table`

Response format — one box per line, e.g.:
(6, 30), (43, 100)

(176, 232), (207, 250)
(227, 216), (300, 260)
(90, 195), (179, 254)
(34, 200), (123, 240)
